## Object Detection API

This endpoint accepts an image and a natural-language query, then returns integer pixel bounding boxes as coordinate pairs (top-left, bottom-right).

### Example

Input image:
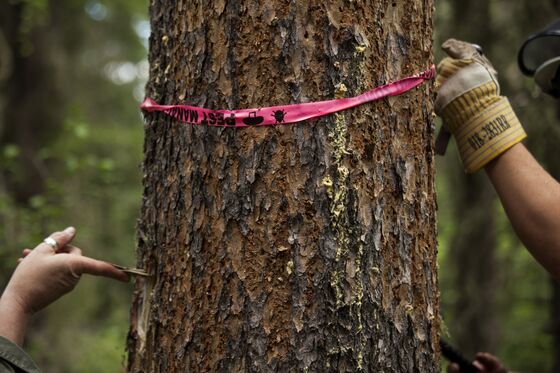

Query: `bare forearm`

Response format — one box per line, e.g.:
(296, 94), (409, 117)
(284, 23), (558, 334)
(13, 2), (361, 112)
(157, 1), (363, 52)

(485, 143), (560, 278)
(0, 293), (31, 346)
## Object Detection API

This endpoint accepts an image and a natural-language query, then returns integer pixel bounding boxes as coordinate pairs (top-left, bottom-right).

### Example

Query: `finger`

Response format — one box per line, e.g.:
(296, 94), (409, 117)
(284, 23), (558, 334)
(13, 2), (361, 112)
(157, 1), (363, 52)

(35, 227), (77, 254)
(57, 244), (82, 256)
(473, 361), (485, 371)
(447, 363), (460, 373)
(475, 353), (507, 372)
(436, 58), (471, 85)
(50, 227), (77, 248)
(442, 38), (479, 59)
(19, 248), (35, 262)
(71, 256), (130, 282)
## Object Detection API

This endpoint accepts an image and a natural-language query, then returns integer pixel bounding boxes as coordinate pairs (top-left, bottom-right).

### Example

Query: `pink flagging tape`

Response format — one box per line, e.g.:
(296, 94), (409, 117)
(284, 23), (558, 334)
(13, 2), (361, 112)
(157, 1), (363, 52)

(141, 65), (435, 128)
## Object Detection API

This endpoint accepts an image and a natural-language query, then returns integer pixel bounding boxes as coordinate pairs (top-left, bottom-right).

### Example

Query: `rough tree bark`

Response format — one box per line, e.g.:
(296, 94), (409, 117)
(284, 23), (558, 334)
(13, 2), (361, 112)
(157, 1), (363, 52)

(127, 1), (438, 371)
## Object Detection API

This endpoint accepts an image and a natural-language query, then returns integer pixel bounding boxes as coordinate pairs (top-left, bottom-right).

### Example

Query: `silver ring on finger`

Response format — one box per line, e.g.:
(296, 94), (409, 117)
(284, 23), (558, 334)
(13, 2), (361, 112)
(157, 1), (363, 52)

(43, 237), (59, 250)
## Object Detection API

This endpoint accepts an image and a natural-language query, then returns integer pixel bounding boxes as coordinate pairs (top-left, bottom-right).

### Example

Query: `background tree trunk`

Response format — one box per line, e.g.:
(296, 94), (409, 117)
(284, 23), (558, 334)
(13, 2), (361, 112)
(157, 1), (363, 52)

(0, 1), (64, 204)
(440, 1), (501, 357)
(127, 1), (438, 371)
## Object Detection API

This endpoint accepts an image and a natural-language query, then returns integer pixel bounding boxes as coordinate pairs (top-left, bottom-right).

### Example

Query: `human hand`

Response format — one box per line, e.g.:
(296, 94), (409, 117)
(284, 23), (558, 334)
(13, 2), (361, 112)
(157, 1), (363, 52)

(447, 352), (510, 373)
(435, 38), (526, 172)
(3, 227), (129, 316)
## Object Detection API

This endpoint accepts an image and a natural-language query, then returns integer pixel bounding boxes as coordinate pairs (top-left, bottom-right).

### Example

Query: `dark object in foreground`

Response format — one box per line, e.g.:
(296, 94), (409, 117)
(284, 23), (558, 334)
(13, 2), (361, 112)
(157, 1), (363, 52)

(440, 338), (480, 373)
(518, 18), (560, 98)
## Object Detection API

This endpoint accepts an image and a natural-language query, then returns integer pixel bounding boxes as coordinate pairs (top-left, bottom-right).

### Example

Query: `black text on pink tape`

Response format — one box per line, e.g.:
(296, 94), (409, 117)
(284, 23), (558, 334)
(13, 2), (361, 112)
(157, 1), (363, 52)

(141, 65), (435, 127)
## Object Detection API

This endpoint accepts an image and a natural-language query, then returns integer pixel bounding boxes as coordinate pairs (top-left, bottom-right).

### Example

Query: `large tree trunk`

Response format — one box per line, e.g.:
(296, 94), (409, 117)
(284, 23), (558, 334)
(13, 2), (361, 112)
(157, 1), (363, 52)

(127, 1), (438, 371)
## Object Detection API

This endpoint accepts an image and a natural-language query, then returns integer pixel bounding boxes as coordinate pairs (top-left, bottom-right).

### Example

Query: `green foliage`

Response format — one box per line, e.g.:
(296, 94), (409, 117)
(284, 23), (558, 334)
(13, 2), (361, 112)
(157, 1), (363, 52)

(436, 0), (560, 372)
(494, 204), (553, 372)
(0, 0), (147, 371)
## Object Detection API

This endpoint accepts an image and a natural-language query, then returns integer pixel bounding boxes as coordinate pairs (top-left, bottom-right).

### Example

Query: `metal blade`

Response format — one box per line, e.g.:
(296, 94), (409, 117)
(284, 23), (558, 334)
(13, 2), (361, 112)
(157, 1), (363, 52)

(112, 263), (151, 277)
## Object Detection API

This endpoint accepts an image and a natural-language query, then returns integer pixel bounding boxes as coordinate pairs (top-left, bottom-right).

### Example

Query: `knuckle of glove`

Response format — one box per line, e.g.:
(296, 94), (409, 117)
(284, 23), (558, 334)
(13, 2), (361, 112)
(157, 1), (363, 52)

(436, 57), (474, 86)
(435, 61), (499, 123)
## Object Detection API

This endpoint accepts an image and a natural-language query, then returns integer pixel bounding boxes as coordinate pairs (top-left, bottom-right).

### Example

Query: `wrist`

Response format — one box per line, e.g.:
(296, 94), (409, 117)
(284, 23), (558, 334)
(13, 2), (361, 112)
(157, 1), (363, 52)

(0, 290), (33, 346)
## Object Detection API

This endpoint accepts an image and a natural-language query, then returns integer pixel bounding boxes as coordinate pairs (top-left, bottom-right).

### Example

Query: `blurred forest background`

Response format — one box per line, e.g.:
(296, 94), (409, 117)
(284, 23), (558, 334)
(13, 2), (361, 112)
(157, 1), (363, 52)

(0, 0), (147, 371)
(0, 0), (559, 372)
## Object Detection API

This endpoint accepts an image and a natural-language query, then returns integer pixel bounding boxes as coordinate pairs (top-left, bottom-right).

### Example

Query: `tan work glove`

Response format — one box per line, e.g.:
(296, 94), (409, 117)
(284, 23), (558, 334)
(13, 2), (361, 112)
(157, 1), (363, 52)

(435, 38), (527, 173)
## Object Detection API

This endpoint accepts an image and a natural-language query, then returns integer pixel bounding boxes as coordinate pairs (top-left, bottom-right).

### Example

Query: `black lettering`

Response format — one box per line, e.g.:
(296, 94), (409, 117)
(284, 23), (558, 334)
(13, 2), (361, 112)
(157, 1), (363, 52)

(189, 110), (198, 124)
(481, 115), (511, 141)
(494, 120), (501, 133)
(225, 114), (236, 126)
(502, 115), (510, 129)
(209, 113), (216, 125)
(487, 123), (497, 139)
(201, 112), (208, 125)
(216, 112), (224, 126)
(496, 115), (510, 131)
(482, 120), (502, 141)
(169, 108), (180, 121)
(468, 132), (485, 150)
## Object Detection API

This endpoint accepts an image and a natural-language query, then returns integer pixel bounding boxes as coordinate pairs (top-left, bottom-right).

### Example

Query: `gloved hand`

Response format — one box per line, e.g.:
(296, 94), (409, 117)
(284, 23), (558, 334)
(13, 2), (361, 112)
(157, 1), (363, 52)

(435, 38), (527, 173)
